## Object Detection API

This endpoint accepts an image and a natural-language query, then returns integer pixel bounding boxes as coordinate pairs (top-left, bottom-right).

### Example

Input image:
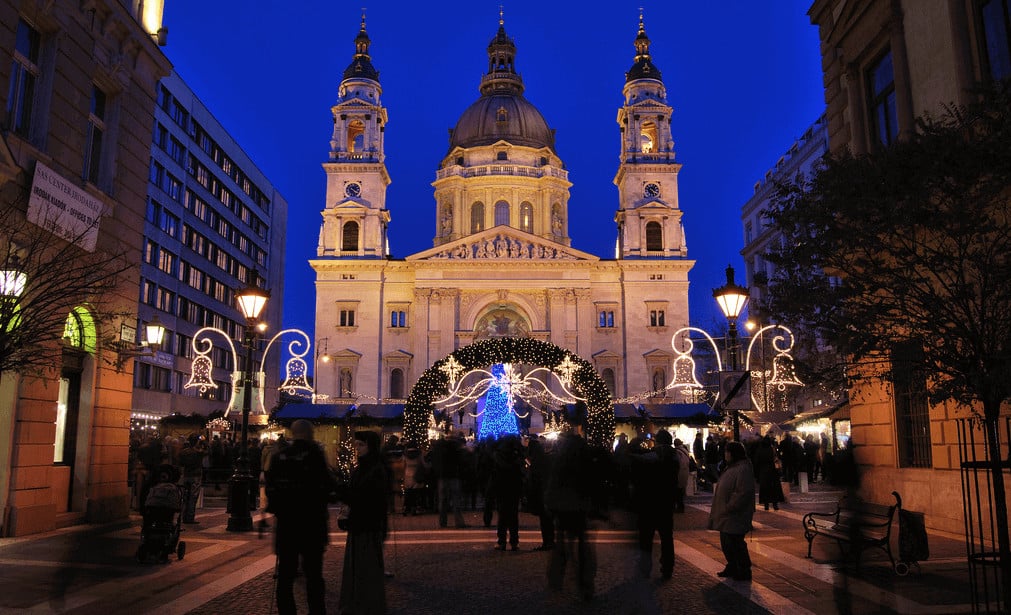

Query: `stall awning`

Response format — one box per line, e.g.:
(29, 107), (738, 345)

(613, 403), (644, 420)
(351, 404), (405, 420)
(273, 403), (355, 421)
(641, 403), (717, 423)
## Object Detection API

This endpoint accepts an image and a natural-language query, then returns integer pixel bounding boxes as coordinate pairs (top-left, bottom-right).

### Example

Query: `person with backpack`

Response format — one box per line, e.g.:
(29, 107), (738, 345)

(265, 420), (338, 615)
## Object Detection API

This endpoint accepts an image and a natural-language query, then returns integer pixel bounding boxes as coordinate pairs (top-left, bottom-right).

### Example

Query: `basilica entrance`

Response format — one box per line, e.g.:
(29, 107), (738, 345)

(403, 338), (613, 448)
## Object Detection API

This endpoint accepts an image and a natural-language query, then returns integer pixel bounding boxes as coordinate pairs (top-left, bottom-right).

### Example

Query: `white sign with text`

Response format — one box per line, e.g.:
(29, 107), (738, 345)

(27, 161), (106, 252)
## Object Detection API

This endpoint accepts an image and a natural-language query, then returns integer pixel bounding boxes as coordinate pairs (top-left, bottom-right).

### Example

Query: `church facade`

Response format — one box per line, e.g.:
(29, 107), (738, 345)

(311, 15), (694, 423)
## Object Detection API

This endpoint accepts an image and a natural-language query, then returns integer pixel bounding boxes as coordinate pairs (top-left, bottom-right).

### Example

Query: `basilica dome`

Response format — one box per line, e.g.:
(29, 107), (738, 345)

(446, 18), (556, 153)
(448, 94), (555, 151)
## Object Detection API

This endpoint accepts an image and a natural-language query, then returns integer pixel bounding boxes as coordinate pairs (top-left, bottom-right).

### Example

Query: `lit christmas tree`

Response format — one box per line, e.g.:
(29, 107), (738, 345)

(477, 363), (520, 441)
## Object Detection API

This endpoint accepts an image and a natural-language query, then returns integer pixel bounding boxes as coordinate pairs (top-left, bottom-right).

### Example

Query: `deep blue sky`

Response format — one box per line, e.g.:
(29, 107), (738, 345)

(161, 1), (825, 340)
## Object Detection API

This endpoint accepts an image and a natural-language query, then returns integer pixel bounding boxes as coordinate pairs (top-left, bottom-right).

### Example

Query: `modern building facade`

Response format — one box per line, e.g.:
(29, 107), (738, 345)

(0, 0), (171, 536)
(132, 70), (287, 421)
(312, 15), (694, 429)
(807, 0), (1010, 533)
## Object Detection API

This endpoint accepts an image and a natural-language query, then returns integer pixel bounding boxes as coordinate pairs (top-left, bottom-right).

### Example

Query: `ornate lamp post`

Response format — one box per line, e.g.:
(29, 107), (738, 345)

(228, 279), (270, 532)
(713, 265), (749, 441)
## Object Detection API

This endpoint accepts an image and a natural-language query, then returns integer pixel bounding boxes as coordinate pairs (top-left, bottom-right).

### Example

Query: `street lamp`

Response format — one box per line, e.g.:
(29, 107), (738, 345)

(228, 277), (270, 532)
(713, 265), (749, 441)
(313, 337), (330, 403)
(1, 255), (27, 299)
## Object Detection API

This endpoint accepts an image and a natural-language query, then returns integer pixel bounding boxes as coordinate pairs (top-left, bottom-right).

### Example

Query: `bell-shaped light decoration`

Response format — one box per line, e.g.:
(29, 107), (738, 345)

(768, 354), (804, 389)
(671, 354), (703, 389)
(184, 355), (217, 393)
(280, 356), (313, 395)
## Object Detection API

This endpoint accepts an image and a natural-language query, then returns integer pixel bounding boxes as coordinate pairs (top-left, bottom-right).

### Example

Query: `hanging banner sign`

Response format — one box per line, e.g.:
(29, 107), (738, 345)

(720, 370), (753, 410)
(27, 161), (106, 252)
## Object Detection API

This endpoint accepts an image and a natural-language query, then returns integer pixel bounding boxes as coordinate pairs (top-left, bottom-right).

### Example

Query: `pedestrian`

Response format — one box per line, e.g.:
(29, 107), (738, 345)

(428, 435), (467, 528)
(545, 426), (596, 601)
(525, 435), (555, 551)
(265, 420), (338, 615)
(672, 438), (691, 513)
(708, 441), (756, 582)
(336, 430), (390, 615)
(627, 430), (678, 579)
(137, 436), (164, 514)
(178, 434), (206, 523)
(401, 443), (428, 515)
(753, 435), (785, 511)
(491, 435), (524, 551)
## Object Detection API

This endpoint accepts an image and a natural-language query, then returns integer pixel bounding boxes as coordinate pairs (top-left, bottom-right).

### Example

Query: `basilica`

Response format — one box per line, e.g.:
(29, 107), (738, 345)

(311, 13), (694, 426)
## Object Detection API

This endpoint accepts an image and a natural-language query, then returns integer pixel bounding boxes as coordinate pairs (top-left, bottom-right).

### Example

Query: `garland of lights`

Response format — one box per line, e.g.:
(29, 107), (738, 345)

(403, 338), (613, 449)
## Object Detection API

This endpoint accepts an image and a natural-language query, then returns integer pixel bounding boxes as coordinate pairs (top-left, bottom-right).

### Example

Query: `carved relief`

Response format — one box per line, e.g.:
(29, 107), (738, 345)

(429, 233), (578, 260)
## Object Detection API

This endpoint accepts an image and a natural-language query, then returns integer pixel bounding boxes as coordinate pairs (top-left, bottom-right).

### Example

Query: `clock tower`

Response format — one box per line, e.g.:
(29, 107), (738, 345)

(319, 13), (391, 258)
(613, 13), (686, 259)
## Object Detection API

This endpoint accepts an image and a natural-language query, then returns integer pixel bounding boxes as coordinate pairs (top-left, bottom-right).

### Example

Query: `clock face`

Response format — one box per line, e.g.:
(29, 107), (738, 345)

(644, 183), (660, 198)
(345, 182), (362, 198)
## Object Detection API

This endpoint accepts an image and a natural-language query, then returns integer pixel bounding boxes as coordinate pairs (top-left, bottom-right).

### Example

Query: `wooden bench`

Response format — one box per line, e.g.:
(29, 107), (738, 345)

(802, 491), (901, 570)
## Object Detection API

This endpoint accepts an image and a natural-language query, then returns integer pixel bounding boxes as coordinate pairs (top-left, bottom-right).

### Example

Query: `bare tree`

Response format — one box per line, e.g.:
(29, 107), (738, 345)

(765, 83), (1011, 604)
(0, 187), (135, 377)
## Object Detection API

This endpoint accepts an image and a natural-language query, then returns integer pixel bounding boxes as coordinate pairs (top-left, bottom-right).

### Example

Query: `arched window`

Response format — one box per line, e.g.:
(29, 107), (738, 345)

(646, 221), (663, 251)
(342, 221), (359, 252)
(519, 202), (533, 233)
(641, 121), (658, 153)
(471, 202), (485, 233)
(347, 119), (365, 153)
(494, 200), (509, 227)
(63, 311), (85, 349)
(390, 368), (405, 399)
(602, 368), (616, 396)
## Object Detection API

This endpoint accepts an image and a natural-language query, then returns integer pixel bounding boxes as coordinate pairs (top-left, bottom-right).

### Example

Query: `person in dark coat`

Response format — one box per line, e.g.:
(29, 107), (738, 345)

(491, 435), (525, 551)
(753, 435), (784, 511)
(428, 436), (467, 528)
(627, 430), (678, 579)
(265, 420), (338, 615)
(525, 435), (554, 551)
(545, 428), (597, 601)
(336, 430), (389, 615)
(708, 441), (756, 582)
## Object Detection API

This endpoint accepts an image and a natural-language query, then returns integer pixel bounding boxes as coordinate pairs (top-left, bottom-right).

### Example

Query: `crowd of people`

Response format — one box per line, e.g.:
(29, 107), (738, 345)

(132, 422), (844, 614)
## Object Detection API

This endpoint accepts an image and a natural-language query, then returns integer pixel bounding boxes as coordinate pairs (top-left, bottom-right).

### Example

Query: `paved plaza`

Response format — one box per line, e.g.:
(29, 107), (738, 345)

(0, 486), (975, 614)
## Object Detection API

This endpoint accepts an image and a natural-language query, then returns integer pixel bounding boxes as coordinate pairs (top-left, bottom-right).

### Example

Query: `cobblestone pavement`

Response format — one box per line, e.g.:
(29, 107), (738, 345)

(0, 487), (975, 614)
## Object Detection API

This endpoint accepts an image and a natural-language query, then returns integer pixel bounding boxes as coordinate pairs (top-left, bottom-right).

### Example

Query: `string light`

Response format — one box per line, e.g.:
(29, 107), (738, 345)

(476, 363), (520, 441)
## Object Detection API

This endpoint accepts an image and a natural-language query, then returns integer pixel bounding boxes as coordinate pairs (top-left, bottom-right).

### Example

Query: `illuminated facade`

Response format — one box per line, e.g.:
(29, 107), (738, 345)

(312, 15), (694, 424)
(132, 71), (287, 419)
(808, 0), (1010, 534)
(0, 1), (171, 535)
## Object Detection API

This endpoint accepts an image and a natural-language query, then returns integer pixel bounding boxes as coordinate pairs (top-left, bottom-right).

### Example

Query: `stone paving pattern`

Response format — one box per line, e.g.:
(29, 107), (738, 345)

(0, 484), (975, 614)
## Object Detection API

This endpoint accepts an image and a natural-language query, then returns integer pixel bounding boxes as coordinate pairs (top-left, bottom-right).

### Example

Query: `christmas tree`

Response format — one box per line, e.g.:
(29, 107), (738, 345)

(477, 363), (520, 441)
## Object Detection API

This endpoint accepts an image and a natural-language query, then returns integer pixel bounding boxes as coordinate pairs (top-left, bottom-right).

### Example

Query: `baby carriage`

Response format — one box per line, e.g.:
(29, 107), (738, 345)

(137, 464), (187, 564)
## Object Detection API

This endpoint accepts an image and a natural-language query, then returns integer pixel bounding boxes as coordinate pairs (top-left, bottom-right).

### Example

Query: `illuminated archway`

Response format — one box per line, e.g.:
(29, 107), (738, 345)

(404, 338), (613, 448)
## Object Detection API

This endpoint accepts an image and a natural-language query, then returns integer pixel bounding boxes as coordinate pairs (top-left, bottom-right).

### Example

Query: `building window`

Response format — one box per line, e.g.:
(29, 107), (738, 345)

(496, 151), (508, 161)
(649, 310), (665, 327)
(158, 249), (176, 275)
(646, 221), (663, 251)
(342, 221), (359, 251)
(83, 86), (107, 185)
(745, 221), (753, 244)
(640, 121), (657, 153)
(339, 309), (356, 327)
(980, 0), (1011, 81)
(520, 202), (533, 233)
(893, 341), (932, 468)
(347, 120), (365, 152)
(390, 368), (405, 399)
(867, 49), (898, 148)
(7, 19), (40, 138)
(494, 200), (509, 227)
(602, 368), (616, 396)
(598, 310), (615, 328)
(471, 202), (485, 233)
(160, 210), (179, 238)
(390, 310), (406, 328)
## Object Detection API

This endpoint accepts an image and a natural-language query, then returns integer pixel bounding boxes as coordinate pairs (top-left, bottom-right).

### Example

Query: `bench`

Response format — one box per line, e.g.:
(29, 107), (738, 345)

(802, 491), (901, 570)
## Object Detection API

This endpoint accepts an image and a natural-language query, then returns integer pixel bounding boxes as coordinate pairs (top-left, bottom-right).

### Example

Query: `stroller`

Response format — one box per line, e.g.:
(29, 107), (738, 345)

(137, 464), (187, 564)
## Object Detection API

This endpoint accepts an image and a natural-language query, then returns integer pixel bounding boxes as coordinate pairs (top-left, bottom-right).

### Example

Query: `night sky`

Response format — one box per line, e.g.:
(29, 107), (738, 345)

(161, 1), (825, 341)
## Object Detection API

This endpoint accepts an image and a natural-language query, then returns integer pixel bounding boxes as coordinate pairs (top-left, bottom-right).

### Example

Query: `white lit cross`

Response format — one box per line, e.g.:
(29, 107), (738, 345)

(440, 355), (465, 387)
(554, 355), (579, 388)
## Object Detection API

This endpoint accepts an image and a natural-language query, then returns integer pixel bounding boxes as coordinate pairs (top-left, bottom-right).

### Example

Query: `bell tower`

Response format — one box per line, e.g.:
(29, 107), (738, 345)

(319, 13), (391, 258)
(613, 12), (687, 260)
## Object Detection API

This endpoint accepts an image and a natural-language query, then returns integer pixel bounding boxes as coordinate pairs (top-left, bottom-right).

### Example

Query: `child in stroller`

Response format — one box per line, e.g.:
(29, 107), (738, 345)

(137, 464), (187, 564)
